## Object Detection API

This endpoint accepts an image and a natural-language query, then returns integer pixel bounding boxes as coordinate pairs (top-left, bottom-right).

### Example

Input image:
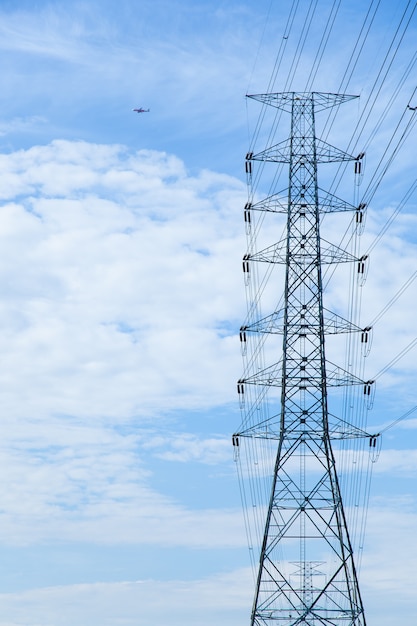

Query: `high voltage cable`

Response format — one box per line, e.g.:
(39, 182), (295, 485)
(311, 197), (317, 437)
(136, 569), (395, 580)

(321, 0), (381, 141)
(247, 0), (300, 158)
(373, 336), (417, 380)
(247, 0), (345, 241)
(349, 0), (416, 154)
(262, 0), (417, 391)
(265, 0), (300, 96)
(362, 80), (417, 154)
(369, 267), (417, 327)
(324, 8), (417, 344)
(237, 3), (417, 615)
(325, 112), (417, 319)
(365, 177), (417, 256)
(247, 0), (305, 205)
(312, 0), (415, 570)
(280, 0), (319, 93)
(304, 0), (342, 93)
(245, 0), (275, 97)
(326, 0), (416, 197)
(377, 404), (417, 434)
(361, 107), (417, 206)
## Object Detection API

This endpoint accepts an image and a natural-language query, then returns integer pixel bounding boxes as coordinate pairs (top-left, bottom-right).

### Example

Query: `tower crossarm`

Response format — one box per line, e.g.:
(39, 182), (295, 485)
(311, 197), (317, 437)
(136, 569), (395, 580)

(246, 91), (359, 113)
(240, 362), (370, 389)
(249, 138), (356, 164)
(235, 418), (375, 442)
(247, 188), (358, 214)
(241, 308), (365, 336)
(246, 239), (358, 264)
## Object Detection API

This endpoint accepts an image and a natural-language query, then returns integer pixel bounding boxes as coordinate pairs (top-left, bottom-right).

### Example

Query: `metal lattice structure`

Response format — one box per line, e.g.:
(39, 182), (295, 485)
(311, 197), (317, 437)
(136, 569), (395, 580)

(235, 92), (373, 626)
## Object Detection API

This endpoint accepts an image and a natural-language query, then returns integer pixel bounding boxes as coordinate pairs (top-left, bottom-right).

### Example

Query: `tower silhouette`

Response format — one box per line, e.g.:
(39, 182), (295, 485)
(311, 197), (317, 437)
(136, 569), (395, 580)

(235, 92), (373, 626)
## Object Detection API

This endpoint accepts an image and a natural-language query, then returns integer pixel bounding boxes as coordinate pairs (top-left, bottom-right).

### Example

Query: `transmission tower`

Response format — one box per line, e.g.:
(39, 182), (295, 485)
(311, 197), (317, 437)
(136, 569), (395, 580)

(235, 92), (374, 626)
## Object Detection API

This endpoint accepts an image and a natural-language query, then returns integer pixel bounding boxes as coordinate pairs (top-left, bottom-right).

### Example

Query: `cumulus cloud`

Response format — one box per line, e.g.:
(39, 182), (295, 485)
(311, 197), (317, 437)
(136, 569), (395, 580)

(0, 139), (247, 547)
(0, 140), (246, 423)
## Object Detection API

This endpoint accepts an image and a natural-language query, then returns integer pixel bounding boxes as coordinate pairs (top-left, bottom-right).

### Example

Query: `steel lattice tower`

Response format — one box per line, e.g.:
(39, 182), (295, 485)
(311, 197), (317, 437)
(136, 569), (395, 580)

(235, 92), (372, 626)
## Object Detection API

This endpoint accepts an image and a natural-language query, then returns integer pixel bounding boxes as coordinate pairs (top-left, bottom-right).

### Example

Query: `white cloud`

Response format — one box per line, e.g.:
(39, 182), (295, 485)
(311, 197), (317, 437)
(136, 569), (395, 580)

(0, 139), (248, 548)
(142, 432), (231, 464)
(358, 501), (417, 625)
(0, 140), (246, 425)
(0, 568), (253, 626)
(0, 413), (246, 548)
(0, 117), (46, 138)
(367, 447), (417, 475)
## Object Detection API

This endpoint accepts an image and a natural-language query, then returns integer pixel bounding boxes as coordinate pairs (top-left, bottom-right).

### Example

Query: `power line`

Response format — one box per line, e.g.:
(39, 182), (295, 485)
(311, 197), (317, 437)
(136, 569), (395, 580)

(378, 404), (417, 434)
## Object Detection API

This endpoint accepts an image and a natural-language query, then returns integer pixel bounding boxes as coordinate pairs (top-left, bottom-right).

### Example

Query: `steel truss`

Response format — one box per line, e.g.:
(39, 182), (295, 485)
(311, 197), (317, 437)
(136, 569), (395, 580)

(236, 92), (370, 626)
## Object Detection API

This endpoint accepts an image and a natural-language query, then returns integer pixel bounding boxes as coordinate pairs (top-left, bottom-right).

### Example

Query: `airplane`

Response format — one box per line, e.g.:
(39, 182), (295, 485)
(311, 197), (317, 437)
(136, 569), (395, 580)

(133, 107), (150, 113)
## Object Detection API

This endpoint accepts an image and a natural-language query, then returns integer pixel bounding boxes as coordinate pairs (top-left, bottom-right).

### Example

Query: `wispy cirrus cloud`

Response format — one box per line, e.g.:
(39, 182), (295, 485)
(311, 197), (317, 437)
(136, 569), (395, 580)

(0, 568), (253, 626)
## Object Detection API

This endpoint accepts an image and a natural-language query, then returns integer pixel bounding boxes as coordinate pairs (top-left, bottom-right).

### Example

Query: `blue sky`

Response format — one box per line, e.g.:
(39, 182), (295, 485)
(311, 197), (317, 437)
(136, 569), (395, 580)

(0, 0), (416, 625)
